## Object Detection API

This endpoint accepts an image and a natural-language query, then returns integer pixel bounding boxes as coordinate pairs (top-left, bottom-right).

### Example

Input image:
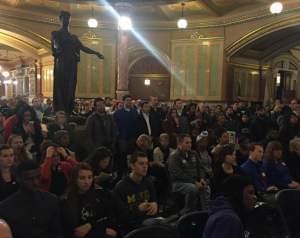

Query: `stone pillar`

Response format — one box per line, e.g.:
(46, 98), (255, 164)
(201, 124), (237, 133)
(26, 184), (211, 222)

(115, 2), (131, 100)
(35, 60), (42, 96)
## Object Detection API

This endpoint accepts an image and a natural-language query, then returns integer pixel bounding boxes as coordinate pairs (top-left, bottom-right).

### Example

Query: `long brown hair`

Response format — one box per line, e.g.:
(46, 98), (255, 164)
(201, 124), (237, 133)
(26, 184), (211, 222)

(7, 134), (31, 164)
(263, 141), (283, 163)
(68, 162), (94, 194)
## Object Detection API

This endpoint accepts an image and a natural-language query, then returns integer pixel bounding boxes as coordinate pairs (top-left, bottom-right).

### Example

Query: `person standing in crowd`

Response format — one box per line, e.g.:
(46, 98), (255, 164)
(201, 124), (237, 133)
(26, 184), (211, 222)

(62, 163), (123, 238)
(237, 113), (251, 139)
(149, 96), (163, 145)
(3, 100), (28, 141)
(250, 106), (272, 142)
(0, 145), (18, 201)
(240, 143), (278, 193)
(43, 98), (54, 117)
(114, 151), (158, 232)
(7, 134), (32, 165)
(32, 97), (44, 122)
(203, 176), (256, 238)
(0, 160), (64, 238)
(211, 144), (240, 198)
(113, 95), (138, 173)
(224, 106), (237, 131)
(174, 99), (189, 134)
(87, 146), (117, 190)
(263, 141), (300, 189)
(47, 110), (71, 140)
(40, 143), (78, 197)
(168, 134), (209, 213)
(163, 108), (180, 148)
(136, 101), (154, 137)
(85, 98), (117, 151)
(279, 112), (300, 150)
(12, 106), (43, 160)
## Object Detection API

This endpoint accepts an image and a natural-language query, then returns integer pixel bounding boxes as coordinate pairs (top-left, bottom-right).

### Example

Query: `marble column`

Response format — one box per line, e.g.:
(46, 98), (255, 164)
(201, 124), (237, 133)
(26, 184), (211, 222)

(115, 2), (131, 100)
(35, 60), (42, 96)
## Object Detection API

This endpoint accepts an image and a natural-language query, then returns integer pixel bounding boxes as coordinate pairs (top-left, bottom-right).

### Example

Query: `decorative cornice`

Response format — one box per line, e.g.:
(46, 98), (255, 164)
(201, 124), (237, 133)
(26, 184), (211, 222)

(81, 30), (102, 40)
(130, 74), (169, 78)
(230, 62), (270, 70)
(0, 2), (300, 31)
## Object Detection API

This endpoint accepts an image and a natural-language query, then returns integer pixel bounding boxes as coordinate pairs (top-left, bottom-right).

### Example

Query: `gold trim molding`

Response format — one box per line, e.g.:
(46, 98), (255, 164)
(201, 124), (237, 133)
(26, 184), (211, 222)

(225, 15), (300, 58)
(230, 63), (270, 70)
(130, 74), (169, 78)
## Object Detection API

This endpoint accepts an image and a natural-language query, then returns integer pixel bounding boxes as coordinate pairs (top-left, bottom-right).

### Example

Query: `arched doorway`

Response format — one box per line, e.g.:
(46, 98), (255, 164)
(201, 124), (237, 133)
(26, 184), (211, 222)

(128, 56), (170, 100)
(228, 24), (300, 102)
(0, 24), (51, 98)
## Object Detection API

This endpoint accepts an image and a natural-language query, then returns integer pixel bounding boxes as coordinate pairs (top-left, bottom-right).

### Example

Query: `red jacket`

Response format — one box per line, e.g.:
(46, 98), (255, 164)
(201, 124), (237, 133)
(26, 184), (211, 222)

(40, 156), (78, 192)
(4, 115), (17, 142)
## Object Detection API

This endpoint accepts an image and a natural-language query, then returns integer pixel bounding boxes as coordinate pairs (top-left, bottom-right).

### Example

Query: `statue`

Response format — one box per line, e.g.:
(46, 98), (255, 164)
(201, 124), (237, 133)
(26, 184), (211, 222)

(51, 11), (104, 113)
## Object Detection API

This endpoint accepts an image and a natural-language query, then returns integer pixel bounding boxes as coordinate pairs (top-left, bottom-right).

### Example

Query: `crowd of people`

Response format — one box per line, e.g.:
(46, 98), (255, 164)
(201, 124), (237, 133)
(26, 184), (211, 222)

(0, 94), (299, 237)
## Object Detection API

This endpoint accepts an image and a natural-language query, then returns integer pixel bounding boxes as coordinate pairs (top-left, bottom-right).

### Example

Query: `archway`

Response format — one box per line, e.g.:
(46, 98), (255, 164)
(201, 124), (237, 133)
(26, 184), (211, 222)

(0, 25), (51, 97)
(128, 55), (171, 100)
(228, 21), (300, 102)
(225, 15), (300, 59)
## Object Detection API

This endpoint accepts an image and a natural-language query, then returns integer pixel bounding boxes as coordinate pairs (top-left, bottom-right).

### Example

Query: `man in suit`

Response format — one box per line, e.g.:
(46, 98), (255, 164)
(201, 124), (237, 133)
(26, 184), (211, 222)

(136, 101), (154, 137)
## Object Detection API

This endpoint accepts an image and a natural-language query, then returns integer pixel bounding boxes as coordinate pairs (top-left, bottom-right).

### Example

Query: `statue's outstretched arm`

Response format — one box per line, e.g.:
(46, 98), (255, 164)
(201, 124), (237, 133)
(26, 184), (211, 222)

(80, 45), (104, 59)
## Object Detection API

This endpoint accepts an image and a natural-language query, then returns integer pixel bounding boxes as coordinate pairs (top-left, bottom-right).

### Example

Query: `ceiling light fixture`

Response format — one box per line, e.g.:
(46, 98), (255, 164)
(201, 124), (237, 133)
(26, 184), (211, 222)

(118, 16), (132, 31)
(88, 6), (98, 28)
(270, 2), (283, 14)
(177, 2), (188, 29)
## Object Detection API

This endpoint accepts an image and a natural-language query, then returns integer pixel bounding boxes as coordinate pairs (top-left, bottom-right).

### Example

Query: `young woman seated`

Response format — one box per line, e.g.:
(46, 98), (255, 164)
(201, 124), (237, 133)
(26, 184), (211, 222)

(263, 141), (300, 189)
(62, 162), (125, 238)
(212, 144), (241, 198)
(7, 134), (32, 165)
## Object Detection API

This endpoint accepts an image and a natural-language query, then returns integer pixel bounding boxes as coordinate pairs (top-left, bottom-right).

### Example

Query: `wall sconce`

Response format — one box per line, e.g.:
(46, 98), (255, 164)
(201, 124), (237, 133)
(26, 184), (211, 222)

(144, 78), (151, 86)
(276, 73), (281, 86)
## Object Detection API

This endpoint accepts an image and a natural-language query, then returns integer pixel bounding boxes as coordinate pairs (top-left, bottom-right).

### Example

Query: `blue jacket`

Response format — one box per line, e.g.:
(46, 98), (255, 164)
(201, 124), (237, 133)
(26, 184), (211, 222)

(113, 108), (138, 140)
(240, 159), (267, 192)
(203, 196), (245, 238)
(262, 161), (292, 189)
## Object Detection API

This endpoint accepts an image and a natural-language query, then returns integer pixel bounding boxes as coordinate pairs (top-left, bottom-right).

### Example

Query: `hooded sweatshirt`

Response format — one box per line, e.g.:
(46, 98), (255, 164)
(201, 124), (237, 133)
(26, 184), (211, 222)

(202, 196), (245, 238)
(113, 176), (156, 229)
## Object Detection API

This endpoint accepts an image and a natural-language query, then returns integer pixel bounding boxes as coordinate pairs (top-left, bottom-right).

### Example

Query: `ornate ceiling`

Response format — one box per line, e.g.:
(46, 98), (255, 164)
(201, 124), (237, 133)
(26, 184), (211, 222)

(0, 44), (33, 68)
(0, 0), (288, 21)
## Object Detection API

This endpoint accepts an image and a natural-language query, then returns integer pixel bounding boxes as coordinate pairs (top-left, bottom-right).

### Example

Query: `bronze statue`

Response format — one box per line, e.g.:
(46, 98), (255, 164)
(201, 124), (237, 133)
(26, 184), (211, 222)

(51, 11), (104, 113)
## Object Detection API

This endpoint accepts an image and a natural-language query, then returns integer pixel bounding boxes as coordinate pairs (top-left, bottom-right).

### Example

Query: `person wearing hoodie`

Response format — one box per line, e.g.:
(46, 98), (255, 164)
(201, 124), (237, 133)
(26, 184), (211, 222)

(114, 151), (158, 232)
(203, 176), (257, 238)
